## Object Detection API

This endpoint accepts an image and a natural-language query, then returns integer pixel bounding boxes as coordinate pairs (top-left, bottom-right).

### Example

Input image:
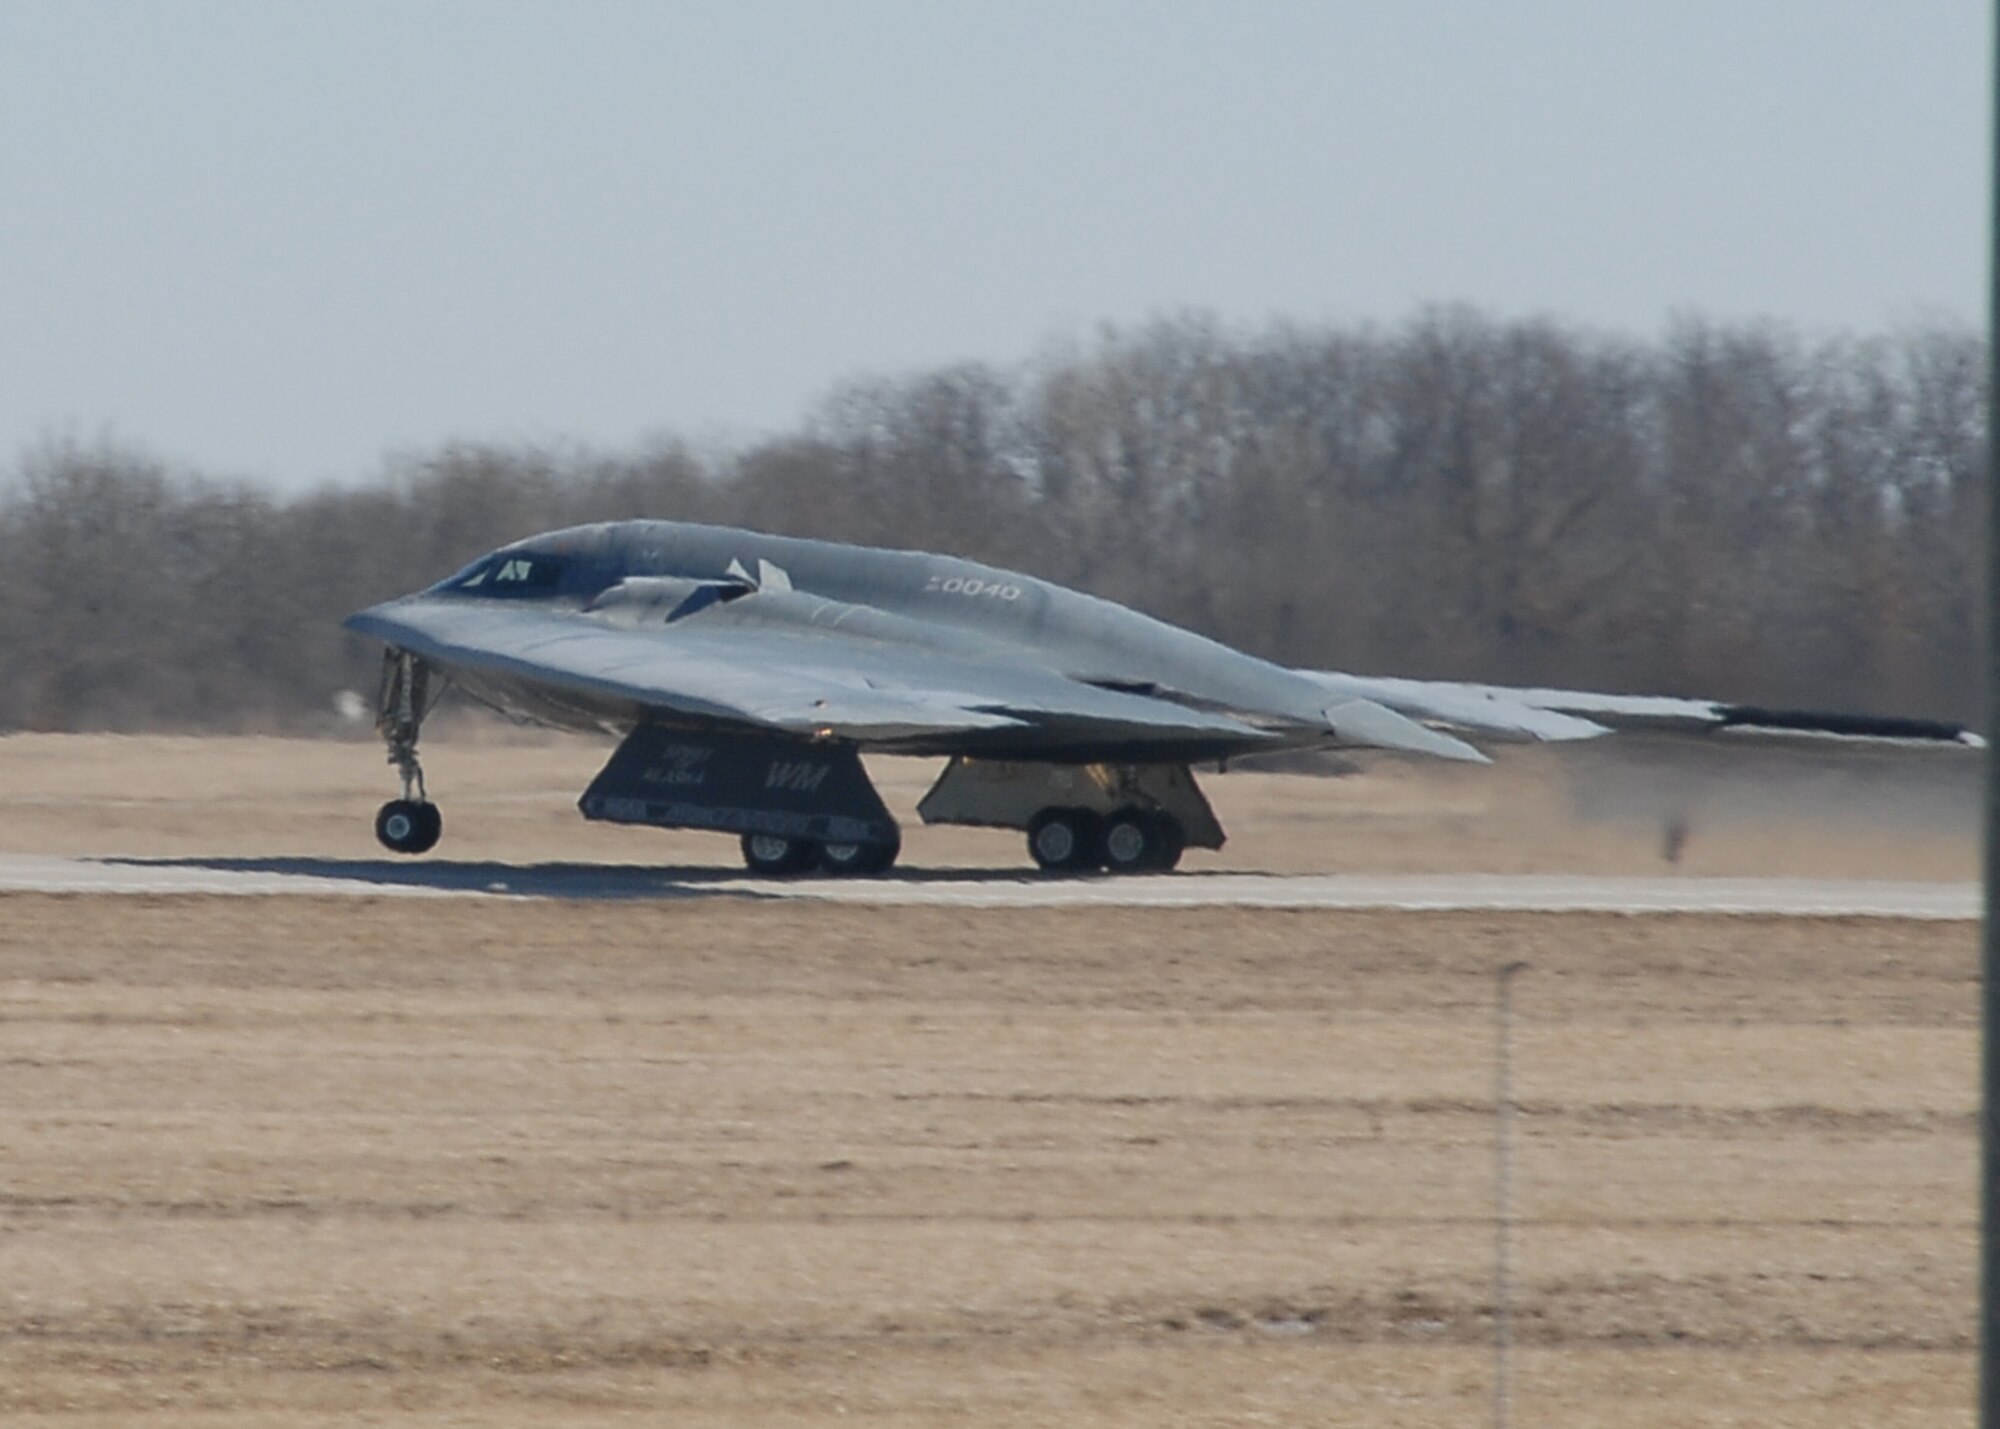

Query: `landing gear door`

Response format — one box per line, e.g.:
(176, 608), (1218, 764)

(579, 726), (899, 848)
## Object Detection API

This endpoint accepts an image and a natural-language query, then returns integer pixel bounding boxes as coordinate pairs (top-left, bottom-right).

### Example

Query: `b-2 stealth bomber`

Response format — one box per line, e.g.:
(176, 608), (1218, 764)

(344, 520), (1977, 875)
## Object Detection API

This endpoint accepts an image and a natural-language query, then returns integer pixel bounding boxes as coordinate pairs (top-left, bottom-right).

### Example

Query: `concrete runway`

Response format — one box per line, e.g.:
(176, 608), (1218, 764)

(0, 853), (1975, 917)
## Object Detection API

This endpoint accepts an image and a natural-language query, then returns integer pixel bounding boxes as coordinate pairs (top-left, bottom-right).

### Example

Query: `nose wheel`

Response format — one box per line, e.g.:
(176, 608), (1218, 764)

(376, 798), (443, 854)
(373, 648), (445, 856)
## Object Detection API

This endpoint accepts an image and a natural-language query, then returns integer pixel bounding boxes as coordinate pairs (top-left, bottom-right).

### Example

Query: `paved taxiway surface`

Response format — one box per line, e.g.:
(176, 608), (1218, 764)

(0, 853), (1975, 917)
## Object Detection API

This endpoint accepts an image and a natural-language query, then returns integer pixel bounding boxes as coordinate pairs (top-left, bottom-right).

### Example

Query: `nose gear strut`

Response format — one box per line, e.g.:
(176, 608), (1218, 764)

(374, 648), (444, 854)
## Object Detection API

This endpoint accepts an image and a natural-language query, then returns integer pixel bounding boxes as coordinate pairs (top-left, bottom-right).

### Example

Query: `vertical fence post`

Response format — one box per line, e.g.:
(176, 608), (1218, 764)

(1494, 960), (1528, 1429)
(1984, 5), (2000, 1424)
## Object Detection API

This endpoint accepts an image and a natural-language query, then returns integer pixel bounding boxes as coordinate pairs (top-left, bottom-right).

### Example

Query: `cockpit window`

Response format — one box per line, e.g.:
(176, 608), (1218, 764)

(448, 553), (566, 596)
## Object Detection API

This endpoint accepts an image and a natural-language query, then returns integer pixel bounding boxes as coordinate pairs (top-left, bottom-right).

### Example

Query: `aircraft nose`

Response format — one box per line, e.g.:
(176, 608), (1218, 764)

(342, 595), (420, 636)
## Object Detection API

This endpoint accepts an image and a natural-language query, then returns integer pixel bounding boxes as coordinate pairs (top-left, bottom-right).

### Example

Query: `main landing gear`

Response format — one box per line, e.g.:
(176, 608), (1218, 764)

(740, 806), (1178, 876)
(739, 831), (902, 877)
(579, 725), (905, 877)
(918, 758), (1219, 876)
(373, 649), (443, 855)
(1026, 806), (1185, 874)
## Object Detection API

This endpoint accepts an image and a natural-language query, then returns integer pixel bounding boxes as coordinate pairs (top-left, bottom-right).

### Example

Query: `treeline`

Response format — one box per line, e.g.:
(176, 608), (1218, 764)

(0, 308), (1981, 733)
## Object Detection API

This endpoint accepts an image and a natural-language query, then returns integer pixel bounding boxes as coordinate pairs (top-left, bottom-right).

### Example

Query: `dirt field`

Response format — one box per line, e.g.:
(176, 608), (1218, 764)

(0, 732), (1981, 1424)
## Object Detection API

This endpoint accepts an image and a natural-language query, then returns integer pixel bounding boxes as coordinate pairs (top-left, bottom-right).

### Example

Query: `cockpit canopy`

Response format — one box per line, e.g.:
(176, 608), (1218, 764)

(435, 551), (568, 598)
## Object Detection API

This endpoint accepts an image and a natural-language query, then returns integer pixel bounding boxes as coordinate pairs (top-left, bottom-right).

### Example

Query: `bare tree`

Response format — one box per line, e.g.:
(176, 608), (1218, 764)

(0, 311), (1980, 732)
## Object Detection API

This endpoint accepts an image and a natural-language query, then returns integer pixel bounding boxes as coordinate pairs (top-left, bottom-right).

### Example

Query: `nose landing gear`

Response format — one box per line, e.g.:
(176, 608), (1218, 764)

(373, 648), (444, 855)
(376, 798), (443, 854)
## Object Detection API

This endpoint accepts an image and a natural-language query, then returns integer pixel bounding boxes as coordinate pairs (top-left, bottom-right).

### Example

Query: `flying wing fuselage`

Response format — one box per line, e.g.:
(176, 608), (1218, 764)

(343, 518), (1975, 875)
(346, 519), (1482, 764)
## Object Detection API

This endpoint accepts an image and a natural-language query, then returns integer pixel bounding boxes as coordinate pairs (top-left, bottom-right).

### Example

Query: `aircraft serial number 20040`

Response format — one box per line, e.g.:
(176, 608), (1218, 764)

(926, 575), (1023, 600)
(345, 520), (1978, 877)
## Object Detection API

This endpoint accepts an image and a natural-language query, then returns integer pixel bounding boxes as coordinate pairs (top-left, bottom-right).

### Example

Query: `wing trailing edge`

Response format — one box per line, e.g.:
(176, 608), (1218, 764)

(1302, 671), (1982, 749)
(1320, 697), (1490, 763)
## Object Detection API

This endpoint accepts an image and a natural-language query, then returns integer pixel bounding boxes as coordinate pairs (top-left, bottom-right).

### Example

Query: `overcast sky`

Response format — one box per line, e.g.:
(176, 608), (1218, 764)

(1, 1), (1986, 490)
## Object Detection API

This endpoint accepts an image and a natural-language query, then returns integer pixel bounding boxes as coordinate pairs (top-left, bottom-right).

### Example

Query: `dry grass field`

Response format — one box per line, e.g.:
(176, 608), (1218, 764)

(0, 720), (1977, 879)
(0, 730), (1981, 1425)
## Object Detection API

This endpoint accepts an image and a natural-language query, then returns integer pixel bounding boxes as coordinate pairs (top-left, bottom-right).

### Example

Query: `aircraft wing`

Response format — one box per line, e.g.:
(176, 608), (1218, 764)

(1302, 671), (1983, 748)
(346, 597), (1276, 747)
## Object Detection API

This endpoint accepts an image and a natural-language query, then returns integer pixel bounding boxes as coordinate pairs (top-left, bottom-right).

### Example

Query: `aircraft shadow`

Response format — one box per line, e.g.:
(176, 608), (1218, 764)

(99, 856), (744, 900)
(95, 856), (1230, 900)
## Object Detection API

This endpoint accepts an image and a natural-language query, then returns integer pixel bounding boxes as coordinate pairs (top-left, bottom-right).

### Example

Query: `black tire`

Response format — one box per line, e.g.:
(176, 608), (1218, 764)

(376, 799), (442, 855)
(1027, 807), (1103, 873)
(1142, 812), (1186, 871)
(1098, 808), (1154, 873)
(740, 832), (817, 876)
(818, 836), (900, 876)
(1097, 809), (1186, 873)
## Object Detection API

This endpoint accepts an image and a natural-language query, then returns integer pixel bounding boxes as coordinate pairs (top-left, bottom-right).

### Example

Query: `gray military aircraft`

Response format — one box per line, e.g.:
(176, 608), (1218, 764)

(345, 519), (1978, 875)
